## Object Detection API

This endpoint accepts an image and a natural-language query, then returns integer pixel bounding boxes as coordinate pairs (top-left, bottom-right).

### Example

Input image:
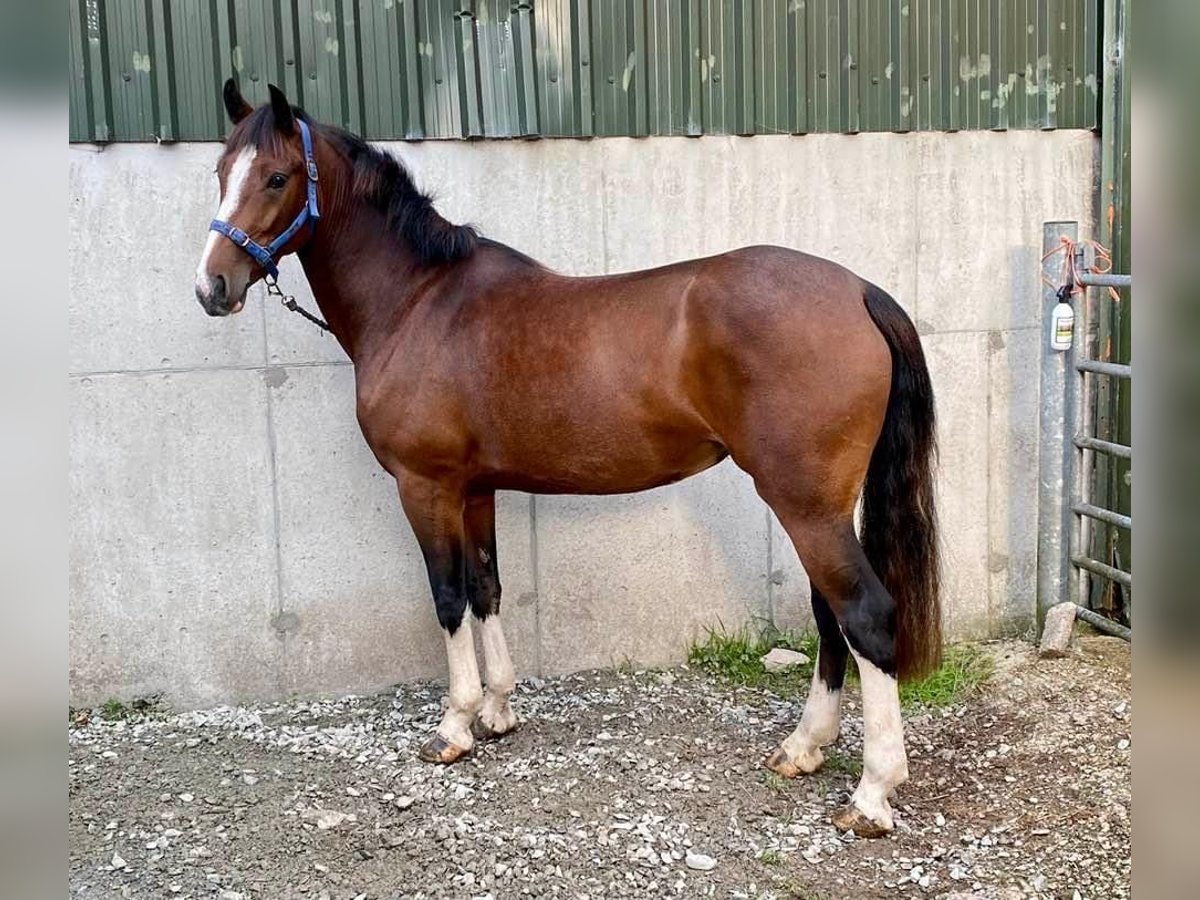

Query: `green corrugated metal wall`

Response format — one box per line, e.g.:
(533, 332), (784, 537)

(68, 0), (1100, 142)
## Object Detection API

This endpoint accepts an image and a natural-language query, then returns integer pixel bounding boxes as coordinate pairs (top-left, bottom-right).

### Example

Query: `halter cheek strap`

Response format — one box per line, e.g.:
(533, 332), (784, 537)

(209, 118), (320, 280)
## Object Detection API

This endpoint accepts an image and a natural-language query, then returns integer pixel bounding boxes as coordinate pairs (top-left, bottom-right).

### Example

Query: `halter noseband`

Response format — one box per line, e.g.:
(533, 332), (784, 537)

(209, 118), (320, 280)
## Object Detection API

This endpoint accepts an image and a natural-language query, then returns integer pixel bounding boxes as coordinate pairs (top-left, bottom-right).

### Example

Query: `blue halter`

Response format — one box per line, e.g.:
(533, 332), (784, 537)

(209, 118), (320, 280)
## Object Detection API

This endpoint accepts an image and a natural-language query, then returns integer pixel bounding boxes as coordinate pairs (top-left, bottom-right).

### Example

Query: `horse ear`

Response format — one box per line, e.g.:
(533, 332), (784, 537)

(268, 84), (295, 135)
(222, 78), (253, 124)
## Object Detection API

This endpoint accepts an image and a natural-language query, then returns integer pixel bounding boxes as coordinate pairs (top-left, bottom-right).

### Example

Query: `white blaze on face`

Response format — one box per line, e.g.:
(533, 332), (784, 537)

(847, 647), (909, 829)
(195, 146), (257, 296)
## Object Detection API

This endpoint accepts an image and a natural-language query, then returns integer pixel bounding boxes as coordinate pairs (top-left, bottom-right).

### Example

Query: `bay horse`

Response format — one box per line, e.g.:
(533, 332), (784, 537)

(195, 81), (941, 837)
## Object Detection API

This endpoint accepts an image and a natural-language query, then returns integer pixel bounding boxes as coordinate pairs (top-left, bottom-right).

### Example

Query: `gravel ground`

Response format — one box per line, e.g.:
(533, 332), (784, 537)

(69, 637), (1130, 899)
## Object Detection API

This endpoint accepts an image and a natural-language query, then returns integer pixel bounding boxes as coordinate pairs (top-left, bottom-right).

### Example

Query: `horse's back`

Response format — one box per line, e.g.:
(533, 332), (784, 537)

(359, 241), (893, 492)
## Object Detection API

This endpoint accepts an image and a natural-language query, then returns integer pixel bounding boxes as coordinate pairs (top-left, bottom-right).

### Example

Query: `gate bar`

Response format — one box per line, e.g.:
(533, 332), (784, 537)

(1073, 435), (1132, 459)
(1072, 502), (1131, 530)
(1071, 555), (1132, 587)
(1068, 241), (1097, 610)
(1073, 604), (1132, 641)
(1076, 359), (1131, 378)
(1076, 272), (1132, 288)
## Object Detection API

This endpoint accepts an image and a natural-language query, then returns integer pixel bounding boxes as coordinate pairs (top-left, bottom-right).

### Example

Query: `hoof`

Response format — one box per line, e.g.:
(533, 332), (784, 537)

(471, 714), (520, 742)
(418, 733), (471, 765)
(764, 745), (823, 778)
(831, 803), (892, 838)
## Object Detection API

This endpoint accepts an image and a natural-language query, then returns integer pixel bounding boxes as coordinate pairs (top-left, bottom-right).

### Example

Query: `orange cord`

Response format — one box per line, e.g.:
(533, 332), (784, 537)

(1041, 235), (1122, 302)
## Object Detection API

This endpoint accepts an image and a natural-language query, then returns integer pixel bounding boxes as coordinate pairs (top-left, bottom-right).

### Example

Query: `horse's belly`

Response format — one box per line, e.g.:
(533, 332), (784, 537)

(481, 426), (728, 495)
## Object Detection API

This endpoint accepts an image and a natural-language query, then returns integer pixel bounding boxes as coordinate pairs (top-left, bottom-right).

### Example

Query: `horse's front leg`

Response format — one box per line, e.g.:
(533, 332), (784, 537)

(463, 492), (519, 741)
(397, 474), (482, 764)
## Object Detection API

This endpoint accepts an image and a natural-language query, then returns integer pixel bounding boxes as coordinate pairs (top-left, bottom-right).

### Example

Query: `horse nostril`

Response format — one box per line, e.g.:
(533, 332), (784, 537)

(195, 274), (227, 304)
(195, 274), (230, 315)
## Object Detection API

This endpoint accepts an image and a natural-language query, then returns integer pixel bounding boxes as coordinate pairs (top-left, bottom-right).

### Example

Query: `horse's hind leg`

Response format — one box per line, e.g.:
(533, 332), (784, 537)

(463, 492), (519, 741)
(768, 511), (908, 837)
(764, 587), (848, 776)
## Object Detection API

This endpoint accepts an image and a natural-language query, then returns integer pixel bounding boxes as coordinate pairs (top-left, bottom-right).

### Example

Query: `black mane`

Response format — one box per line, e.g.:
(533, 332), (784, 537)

(227, 105), (478, 266)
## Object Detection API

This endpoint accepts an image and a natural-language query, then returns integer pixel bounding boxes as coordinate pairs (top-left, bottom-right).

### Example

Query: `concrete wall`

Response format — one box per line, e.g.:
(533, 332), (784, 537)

(68, 131), (1096, 707)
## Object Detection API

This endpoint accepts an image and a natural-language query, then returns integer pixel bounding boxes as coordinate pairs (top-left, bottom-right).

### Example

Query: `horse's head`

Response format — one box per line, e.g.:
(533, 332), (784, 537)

(194, 80), (320, 316)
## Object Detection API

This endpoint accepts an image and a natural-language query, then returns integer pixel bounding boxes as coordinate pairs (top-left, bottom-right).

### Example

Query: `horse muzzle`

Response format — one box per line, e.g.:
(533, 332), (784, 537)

(194, 273), (245, 316)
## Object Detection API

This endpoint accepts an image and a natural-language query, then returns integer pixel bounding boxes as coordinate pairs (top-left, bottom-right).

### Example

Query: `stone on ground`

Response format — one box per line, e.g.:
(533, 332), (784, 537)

(761, 648), (810, 673)
(1039, 603), (1078, 658)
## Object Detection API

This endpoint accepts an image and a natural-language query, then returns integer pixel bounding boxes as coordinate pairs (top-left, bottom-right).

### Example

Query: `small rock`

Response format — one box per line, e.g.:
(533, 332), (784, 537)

(111, 851), (127, 870)
(395, 796), (415, 810)
(1039, 603), (1077, 657)
(302, 809), (353, 830)
(178, 793), (194, 803)
(1117, 738), (1130, 750)
(684, 851), (717, 871)
(935, 813), (946, 827)
(761, 648), (810, 673)
(242, 774), (259, 786)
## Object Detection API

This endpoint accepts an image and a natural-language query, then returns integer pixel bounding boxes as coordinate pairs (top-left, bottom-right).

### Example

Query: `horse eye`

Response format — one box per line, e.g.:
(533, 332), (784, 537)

(267, 173), (288, 190)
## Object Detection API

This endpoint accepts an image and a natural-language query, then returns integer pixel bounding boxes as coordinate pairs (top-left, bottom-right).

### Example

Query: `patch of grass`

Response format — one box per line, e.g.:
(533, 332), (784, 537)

(95, 694), (167, 723)
(761, 770), (790, 793)
(687, 623), (818, 696)
(689, 624), (992, 710)
(99, 698), (127, 721)
(779, 880), (827, 900)
(819, 749), (862, 778)
(898, 644), (994, 709)
(759, 848), (786, 866)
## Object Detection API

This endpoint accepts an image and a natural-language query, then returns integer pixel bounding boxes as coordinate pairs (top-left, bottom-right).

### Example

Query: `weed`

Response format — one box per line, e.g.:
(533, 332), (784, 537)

(689, 624), (992, 710)
(779, 879), (826, 900)
(129, 693), (167, 716)
(687, 623), (818, 696)
(898, 644), (994, 708)
(759, 848), (786, 866)
(761, 770), (790, 793)
(819, 749), (862, 778)
(99, 698), (127, 721)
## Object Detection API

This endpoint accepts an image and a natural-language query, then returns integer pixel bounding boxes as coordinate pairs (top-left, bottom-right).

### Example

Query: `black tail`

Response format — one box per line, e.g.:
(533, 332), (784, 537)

(860, 283), (942, 681)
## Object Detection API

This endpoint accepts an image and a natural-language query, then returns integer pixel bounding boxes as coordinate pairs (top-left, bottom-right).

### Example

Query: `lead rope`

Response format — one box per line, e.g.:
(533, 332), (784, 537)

(264, 274), (331, 334)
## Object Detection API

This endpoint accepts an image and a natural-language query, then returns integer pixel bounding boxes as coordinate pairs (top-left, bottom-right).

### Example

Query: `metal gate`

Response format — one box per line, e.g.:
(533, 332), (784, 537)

(1037, 222), (1132, 640)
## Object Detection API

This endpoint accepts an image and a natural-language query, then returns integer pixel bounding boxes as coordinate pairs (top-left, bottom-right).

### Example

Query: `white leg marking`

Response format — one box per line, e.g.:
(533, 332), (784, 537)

(779, 663), (843, 771)
(437, 619), (483, 750)
(476, 614), (518, 736)
(195, 146), (257, 294)
(847, 648), (909, 830)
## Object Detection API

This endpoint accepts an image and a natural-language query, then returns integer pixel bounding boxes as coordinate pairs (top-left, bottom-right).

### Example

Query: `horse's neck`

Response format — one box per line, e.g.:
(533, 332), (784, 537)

(297, 213), (427, 363)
